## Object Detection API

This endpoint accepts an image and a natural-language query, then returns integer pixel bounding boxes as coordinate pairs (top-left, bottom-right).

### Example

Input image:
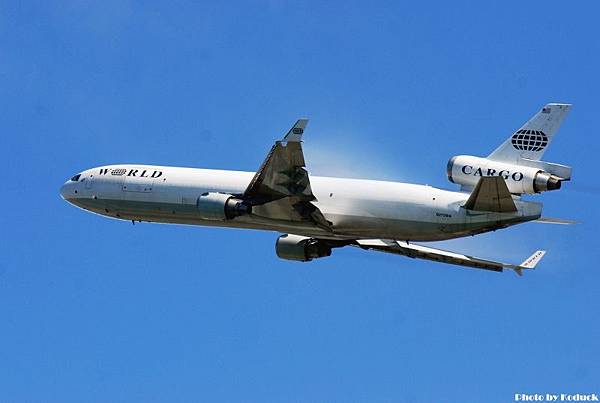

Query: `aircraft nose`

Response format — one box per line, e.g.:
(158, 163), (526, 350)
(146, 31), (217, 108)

(60, 181), (69, 200)
(60, 180), (77, 200)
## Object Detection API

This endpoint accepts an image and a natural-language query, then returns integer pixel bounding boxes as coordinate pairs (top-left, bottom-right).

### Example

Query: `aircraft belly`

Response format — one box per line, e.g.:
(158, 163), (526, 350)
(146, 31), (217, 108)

(70, 197), (441, 240)
(68, 197), (337, 237)
(69, 189), (532, 242)
(317, 197), (447, 240)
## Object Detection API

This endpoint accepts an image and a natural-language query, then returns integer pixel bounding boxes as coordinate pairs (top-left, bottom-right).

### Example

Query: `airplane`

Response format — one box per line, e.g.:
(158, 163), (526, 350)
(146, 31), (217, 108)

(60, 103), (573, 275)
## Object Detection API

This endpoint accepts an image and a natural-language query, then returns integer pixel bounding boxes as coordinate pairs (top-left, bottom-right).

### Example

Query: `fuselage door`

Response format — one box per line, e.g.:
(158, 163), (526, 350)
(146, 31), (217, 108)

(84, 173), (94, 190)
(122, 173), (154, 193)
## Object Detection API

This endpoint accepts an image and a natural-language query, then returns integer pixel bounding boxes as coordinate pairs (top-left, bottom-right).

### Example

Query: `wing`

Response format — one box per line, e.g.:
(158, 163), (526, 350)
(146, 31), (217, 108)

(243, 119), (332, 230)
(355, 239), (545, 276)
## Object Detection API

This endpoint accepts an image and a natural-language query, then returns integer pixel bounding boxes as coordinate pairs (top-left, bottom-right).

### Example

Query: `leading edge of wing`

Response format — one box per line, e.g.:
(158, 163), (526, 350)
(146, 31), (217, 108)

(355, 239), (545, 275)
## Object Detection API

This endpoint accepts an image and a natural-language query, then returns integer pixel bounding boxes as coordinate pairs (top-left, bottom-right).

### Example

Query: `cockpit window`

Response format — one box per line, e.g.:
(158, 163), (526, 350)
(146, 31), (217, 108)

(70, 174), (81, 182)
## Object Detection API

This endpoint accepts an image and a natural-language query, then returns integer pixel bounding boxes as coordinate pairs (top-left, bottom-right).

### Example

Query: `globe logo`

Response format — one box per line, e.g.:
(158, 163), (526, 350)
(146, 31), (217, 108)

(511, 129), (548, 152)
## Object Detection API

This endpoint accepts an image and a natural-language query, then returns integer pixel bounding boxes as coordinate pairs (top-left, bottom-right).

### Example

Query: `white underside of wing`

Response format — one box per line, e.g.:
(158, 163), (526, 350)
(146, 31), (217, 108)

(355, 239), (545, 275)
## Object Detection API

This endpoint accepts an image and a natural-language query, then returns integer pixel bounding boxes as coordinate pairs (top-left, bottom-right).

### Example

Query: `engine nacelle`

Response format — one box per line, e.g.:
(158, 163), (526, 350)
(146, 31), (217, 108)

(447, 155), (564, 194)
(275, 234), (332, 262)
(196, 192), (251, 220)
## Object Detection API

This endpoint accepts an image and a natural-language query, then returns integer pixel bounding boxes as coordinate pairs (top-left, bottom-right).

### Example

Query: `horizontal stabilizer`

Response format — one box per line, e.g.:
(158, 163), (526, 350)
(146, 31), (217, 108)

(534, 217), (577, 225)
(463, 176), (517, 213)
(518, 158), (572, 181)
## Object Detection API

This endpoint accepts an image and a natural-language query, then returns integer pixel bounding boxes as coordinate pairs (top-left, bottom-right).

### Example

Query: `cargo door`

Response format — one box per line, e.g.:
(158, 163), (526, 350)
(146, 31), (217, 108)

(122, 174), (154, 193)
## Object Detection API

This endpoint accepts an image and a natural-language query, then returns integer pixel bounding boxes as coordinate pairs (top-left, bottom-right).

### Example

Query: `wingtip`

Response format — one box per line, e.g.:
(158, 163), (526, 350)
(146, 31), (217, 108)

(282, 118), (310, 142)
(519, 250), (547, 269)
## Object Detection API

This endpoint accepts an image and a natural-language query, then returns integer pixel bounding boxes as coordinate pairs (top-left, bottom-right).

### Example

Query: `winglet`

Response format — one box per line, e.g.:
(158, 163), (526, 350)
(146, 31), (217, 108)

(514, 250), (546, 276)
(283, 119), (309, 142)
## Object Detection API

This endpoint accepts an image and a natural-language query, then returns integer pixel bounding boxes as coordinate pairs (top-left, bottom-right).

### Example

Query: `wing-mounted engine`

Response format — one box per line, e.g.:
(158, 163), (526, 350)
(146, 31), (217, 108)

(275, 234), (333, 262)
(447, 156), (570, 194)
(196, 192), (252, 220)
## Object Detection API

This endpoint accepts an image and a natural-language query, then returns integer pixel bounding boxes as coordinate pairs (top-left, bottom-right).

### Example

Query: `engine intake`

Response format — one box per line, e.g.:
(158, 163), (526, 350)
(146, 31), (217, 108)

(196, 192), (251, 220)
(275, 234), (332, 262)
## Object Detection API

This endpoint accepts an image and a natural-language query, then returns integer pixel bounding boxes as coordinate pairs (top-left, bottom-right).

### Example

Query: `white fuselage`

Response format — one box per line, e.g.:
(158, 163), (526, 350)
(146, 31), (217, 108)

(60, 164), (542, 241)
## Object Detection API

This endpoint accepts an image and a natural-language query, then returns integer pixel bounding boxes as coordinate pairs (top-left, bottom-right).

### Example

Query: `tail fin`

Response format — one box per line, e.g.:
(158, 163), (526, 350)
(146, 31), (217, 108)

(488, 103), (572, 163)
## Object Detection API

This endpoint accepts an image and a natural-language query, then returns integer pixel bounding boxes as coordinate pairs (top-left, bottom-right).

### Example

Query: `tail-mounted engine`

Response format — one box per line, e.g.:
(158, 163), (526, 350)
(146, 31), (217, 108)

(275, 234), (333, 262)
(196, 192), (252, 220)
(447, 155), (571, 194)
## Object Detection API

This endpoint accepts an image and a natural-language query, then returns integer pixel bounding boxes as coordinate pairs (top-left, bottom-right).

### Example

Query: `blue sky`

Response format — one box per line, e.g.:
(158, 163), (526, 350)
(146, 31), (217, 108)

(1, 1), (599, 402)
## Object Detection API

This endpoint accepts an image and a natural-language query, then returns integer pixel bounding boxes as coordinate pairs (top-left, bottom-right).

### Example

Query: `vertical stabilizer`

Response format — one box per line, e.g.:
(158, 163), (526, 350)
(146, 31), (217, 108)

(488, 103), (571, 163)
